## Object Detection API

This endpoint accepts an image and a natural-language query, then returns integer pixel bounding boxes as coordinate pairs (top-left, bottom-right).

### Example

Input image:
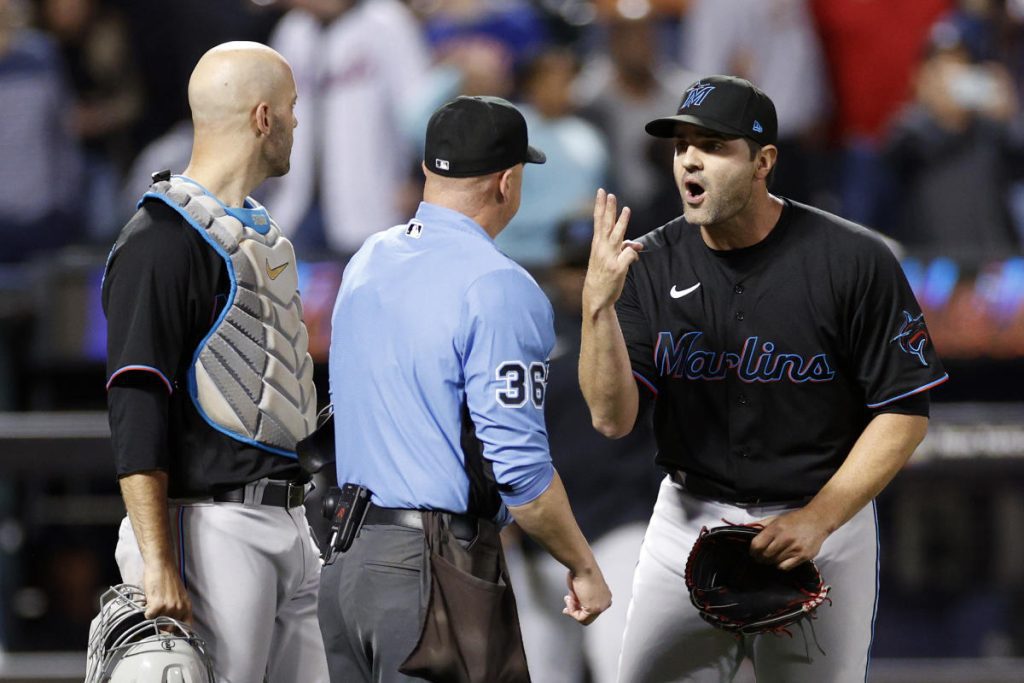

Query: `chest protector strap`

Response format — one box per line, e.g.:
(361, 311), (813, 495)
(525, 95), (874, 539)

(143, 176), (316, 457)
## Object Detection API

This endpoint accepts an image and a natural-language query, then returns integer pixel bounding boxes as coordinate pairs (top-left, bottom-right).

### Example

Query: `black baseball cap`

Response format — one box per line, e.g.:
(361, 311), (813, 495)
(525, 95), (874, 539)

(645, 75), (778, 147)
(425, 96), (546, 178)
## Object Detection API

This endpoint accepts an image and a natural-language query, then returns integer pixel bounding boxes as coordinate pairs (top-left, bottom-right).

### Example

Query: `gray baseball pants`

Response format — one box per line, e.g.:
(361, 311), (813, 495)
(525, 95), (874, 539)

(115, 500), (329, 682)
(617, 476), (878, 683)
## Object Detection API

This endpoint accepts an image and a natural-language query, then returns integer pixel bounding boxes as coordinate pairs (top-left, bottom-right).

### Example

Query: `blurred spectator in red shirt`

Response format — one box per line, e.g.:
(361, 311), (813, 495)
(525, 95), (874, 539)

(811, 0), (950, 228)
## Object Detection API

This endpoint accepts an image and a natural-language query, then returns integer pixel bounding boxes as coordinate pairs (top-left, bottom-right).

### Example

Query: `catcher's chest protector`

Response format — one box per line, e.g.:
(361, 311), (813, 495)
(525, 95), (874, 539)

(144, 176), (317, 456)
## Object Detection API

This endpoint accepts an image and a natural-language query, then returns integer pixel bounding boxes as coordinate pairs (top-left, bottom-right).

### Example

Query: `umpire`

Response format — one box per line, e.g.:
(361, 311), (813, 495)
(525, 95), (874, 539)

(319, 96), (612, 682)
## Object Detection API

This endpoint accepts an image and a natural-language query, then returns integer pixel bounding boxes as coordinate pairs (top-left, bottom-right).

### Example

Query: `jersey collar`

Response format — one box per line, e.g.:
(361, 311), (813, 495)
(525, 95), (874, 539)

(415, 201), (494, 243)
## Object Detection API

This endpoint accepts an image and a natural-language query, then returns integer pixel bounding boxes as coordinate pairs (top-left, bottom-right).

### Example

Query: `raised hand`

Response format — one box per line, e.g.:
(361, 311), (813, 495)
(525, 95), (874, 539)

(583, 189), (642, 313)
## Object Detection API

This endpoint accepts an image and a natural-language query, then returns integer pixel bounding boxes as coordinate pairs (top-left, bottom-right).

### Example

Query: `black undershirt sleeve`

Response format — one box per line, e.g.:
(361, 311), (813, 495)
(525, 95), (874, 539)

(108, 375), (170, 476)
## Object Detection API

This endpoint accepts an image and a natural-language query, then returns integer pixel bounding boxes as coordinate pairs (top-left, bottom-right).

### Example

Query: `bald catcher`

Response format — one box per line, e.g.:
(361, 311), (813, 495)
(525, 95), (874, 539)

(102, 42), (329, 681)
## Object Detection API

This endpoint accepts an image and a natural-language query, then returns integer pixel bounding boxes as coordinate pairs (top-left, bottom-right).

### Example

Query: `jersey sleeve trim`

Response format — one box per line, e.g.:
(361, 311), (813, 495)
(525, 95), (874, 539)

(106, 365), (174, 394)
(500, 461), (555, 508)
(865, 373), (949, 409)
(633, 370), (659, 396)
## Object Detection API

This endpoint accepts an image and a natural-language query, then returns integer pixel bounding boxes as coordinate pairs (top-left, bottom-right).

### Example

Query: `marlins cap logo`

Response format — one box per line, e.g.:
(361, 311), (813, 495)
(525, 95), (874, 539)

(680, 82), (716, 109)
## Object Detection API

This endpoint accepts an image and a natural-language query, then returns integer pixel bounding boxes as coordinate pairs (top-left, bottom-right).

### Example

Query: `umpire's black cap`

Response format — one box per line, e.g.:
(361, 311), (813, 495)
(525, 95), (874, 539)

(425, 96), (546, 178)
(646, 75), (778, 147)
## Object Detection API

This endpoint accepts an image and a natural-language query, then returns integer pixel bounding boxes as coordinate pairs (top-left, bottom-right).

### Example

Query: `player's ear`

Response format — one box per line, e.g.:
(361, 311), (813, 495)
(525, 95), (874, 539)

(755, 144), (778, 181)
(254, 101), (272, 137)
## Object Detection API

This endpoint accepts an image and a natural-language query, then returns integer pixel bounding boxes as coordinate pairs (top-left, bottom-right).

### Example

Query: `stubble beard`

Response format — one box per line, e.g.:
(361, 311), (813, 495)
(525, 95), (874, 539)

(266, 137), (292, 178)
(680, 177), (752, 228)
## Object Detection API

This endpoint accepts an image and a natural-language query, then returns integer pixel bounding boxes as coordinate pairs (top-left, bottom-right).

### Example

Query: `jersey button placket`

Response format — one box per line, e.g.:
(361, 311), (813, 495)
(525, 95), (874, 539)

(735, 311), (744, 321)
(734, 284), (744, 294)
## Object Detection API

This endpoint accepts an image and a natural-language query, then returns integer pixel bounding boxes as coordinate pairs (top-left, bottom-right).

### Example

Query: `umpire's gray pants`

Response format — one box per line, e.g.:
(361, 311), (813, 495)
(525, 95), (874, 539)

(319, 522), (430, 683)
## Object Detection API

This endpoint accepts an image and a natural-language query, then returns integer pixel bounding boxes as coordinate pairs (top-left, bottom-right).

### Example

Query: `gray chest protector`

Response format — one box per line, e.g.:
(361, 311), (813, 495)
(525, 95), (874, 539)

(144, 176), (316, 457)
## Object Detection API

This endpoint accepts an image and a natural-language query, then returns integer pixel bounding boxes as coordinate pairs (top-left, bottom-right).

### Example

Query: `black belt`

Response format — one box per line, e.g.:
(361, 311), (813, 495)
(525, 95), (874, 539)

(670, 470), (811, 507)
(213, 481), (307, 509)
(363, 505), (478, 541)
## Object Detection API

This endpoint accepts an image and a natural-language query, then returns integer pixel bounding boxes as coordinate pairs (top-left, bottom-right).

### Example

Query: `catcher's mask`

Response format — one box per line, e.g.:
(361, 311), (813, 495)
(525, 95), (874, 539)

(85, 583), (215, 682)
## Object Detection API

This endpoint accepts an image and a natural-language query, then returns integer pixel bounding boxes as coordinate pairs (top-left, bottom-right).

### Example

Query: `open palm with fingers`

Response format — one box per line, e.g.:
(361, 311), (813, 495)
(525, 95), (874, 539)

(583, 189), (642, 311)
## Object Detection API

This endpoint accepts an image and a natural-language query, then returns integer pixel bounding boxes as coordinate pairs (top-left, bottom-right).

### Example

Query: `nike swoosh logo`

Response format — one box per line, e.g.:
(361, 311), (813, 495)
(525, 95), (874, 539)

(266, 259), (289, 280)
(670, 282), (701, 298)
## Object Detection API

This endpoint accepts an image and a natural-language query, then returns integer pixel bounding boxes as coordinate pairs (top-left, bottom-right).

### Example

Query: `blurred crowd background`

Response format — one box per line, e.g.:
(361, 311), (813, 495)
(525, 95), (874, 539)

(2, 0), (1024, 678)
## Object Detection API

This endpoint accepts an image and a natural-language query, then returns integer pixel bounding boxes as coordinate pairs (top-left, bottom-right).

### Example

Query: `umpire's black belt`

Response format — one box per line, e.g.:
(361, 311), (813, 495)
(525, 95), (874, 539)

(213, 480), (307, 508)
(364, 504), (478, 541)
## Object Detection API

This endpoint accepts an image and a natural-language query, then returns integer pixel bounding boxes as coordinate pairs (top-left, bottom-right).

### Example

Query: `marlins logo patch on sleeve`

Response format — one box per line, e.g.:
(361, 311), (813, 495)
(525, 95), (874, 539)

(890, 311), (932, 366)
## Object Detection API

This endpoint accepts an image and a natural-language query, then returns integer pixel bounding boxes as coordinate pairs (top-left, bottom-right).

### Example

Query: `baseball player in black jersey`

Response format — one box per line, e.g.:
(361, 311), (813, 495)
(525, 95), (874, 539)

(579, 75), (948, 682)
(101, 43), (328, 681)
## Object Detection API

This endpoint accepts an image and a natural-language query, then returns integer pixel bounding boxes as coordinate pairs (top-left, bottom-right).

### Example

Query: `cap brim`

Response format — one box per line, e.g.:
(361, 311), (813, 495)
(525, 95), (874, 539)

(645, 114), (746, 140)
(526, 145), (546, 164)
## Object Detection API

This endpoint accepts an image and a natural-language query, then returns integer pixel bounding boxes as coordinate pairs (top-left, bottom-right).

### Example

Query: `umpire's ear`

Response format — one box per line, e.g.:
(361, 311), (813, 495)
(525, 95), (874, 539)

(496, 164), (523, 205)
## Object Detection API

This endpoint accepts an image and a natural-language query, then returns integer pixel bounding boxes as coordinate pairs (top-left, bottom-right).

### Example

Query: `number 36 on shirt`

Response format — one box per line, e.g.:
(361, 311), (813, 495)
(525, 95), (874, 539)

(495, 361), (548, 408)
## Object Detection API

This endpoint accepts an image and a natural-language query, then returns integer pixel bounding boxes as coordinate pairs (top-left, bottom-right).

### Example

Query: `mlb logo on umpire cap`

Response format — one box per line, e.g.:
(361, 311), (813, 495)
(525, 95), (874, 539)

(424, 96), (545, 178)
(645, 75), (778, 147)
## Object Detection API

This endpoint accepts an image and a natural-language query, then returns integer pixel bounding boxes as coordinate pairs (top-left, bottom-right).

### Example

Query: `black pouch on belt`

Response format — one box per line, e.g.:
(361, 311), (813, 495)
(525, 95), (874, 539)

(398, 511), (531, 683)
(320, 483), (371, 565)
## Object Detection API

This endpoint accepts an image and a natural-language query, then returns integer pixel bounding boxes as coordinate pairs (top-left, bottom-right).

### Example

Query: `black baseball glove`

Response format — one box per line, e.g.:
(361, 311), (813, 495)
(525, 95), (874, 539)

(684, 524), (831, 635)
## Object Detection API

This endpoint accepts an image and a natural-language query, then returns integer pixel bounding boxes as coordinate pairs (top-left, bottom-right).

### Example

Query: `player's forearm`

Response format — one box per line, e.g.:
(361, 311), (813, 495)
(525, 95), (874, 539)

(507, 471), (600, 578)
(119, 471), (176, 568)
(579, 302), (638, 438)
(804, 413), (928, 533)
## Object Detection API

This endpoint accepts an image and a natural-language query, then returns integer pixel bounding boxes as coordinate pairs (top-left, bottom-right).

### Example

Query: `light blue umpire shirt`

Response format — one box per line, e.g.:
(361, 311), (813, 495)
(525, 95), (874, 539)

(329, 201), (557, 524)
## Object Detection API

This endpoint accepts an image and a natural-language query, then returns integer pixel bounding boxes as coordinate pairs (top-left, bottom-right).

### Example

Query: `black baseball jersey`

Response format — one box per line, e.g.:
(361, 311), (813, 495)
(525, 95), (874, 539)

(616, 199), (947, 503)
(103, 201), (301, 497)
